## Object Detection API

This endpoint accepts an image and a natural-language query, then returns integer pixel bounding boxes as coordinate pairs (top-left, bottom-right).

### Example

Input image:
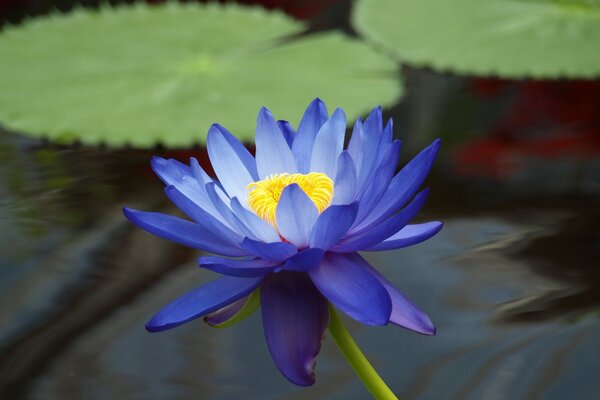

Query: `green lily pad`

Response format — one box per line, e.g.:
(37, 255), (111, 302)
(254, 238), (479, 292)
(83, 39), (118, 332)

(0, 3), (401, 147)
(354, 0), (600, 78)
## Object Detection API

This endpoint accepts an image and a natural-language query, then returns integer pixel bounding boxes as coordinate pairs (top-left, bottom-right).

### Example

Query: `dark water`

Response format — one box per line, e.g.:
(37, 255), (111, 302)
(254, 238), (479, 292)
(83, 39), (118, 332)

(0, 75), (598, 399)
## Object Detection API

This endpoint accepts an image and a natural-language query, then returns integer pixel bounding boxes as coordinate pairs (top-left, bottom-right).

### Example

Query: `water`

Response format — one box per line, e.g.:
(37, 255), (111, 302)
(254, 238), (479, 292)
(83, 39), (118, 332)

(0, 111), (598, 399)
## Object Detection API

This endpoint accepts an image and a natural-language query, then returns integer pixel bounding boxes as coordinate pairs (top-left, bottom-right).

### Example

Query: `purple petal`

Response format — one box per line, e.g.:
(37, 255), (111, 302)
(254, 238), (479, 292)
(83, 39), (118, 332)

(165, 185), (243, 245)
(308, 253), (391, 326)
(309, 203), (358, 250)
(334, 189), (429, 252)
(261, 272), (329, 386)
(309, 108), (346, 178)
(365, 222), (443, 251)
(282, 248), (325, 272)
(255, 107), (297, 178)
(276, 184), (318, 248)
(240, 237), (297, 261)
(358, 139), (441, 230)
(292, 98), (328, 173)
(146, 276), (263, 332)
(203, 296), (249, 326)
(123, 208), (246, 257)
(277, 120), (295, 148)
(198, 256), (278, 277)
(347, 253), (435, 335)
(207, 125), (256, 205)
(331, 151), (357, 205)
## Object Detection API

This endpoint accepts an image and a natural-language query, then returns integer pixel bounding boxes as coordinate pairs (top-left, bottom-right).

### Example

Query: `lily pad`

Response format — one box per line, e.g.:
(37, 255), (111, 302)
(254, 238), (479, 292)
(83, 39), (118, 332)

(0, 3), (401, 147)
(354, 0), (600, 78)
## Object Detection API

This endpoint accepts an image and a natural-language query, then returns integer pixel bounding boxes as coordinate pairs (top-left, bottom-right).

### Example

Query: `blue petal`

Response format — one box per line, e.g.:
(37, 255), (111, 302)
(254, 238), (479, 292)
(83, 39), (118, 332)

(207, 125), (256, 205)
(331, 151), (357, 205)
(230, 197), (280, 243)
(365, 222), (443, 251)
(363, 106), (383, 135)
(353, 140), (400, 225)
(346, 118), (363, 164)
(205, 183), (257, 239)
(282, 248), (325, 272)
(347, 253), (435, 335)
(308, 253), (391, 326)
(151, 156), (191, 185)
(292, 98), (328, 173)
(152, 157), (222, 218)
(261, 272), (328, 386)
(145, 276), (263, 332)
(277, 120), (295, 148)
(198, 256), (277, 277)
(334, 189), (429, 252)
(240, 237), (297, 261)
(123, 208), (246, 257)
(309, 203), (358, 250)
(255, 107), (297, 178)
(309, 108), (346, 178)
(358, 139), (441, 230)
(203, 295), (249, 327)
(165, 185), (243, 245)
(276, 184), (318, 248)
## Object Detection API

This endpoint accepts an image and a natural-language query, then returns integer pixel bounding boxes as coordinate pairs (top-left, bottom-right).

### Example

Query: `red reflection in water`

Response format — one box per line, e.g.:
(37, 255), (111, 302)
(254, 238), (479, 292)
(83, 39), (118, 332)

(455, 80), (600, 179)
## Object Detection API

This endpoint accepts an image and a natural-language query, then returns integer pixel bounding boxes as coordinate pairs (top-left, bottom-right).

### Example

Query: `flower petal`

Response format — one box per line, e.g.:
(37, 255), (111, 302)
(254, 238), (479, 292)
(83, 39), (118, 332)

(165, 185), (243, 245)
(261, 272), (328, 386)
(277, 120), (295, 148)
(309, 202), (358, 250)
(146, 275), (263, 332)
(309, 108), (346, 178)
(204, 289), (260, 328)
(364, 222), (443, 251)
(152, 157), (222, 217)
(240, 237), (297, 261)
(205, 183), (257, 239)
(207, 124), (257, 206)
(353, 140), (400, 225)
(282, 248), (325, 272)
(334, 189), (429, 252)
(255, 107), (297, 178)
(308, 253), (391, 326)
(358, 139), (441, 230)
(292, 98), (328, 173)
(151, 156), (191, 183)
(331, 151), (357, 205)
(198, 256), (277, 277)
(276, 184), (318, 248)
(230, 197), (281, 243)
(347, 253), (435, 335)
(123, 208), (246, 257)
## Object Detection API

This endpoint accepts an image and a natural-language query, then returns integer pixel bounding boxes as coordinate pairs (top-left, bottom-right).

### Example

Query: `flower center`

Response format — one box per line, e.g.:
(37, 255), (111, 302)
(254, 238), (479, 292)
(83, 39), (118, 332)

(247, 173), (334, 225)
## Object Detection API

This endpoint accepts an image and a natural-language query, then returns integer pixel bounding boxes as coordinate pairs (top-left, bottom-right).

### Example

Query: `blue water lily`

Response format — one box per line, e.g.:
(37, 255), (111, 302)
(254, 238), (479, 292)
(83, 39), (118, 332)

(124, 99), (441, 387)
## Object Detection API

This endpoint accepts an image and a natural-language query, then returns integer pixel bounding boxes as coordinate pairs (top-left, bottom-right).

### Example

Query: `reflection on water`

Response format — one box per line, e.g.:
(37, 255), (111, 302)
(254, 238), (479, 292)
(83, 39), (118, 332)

(0, 127), (598, 400)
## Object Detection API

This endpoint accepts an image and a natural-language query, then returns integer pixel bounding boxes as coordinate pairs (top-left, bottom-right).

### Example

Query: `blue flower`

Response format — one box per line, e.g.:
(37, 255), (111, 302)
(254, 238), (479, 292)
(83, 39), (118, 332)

(124, 99), (442, 386)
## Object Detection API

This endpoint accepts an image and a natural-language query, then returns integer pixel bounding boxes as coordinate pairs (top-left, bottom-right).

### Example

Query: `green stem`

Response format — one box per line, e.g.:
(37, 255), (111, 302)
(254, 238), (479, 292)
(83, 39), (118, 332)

(327, 305), (398, 400)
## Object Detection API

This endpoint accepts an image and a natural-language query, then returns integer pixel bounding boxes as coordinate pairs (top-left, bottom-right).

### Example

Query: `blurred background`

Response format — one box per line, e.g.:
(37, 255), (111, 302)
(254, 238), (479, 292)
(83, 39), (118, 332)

(0, 1), (598, 399)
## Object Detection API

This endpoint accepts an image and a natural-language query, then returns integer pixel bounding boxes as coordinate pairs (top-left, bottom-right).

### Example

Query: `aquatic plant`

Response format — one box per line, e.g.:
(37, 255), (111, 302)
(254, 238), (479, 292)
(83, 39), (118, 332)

(124, 99), (442, 397)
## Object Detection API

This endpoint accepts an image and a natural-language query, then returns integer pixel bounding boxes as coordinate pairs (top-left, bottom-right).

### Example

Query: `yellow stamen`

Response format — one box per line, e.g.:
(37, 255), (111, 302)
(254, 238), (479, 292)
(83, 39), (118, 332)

(247, 173), (334, 226)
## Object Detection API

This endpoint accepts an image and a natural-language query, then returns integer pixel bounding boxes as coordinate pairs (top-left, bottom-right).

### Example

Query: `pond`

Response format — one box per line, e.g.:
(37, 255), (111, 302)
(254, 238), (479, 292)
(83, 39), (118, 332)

(0, 71), (598, 399)
(0, 1), (599, 398)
